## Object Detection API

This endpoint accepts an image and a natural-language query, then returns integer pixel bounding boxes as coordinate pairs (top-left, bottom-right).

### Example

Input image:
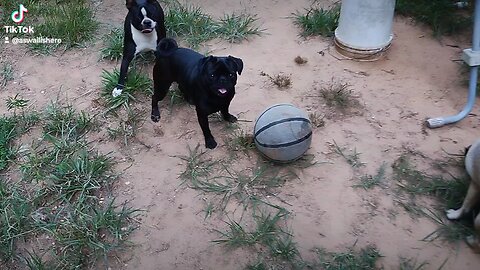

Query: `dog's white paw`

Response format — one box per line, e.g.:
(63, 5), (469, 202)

(446, 208), (462, 220)
(112, 87), (123, 97)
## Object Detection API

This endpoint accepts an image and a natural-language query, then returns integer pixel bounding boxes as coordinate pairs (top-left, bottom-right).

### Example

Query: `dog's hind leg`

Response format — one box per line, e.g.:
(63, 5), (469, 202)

(466, 213), (480, 252)
(446, 182), (480, 220)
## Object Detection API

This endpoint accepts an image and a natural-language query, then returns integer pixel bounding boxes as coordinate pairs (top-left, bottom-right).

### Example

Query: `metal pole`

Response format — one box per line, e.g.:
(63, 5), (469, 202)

(426, 0), (480, 128)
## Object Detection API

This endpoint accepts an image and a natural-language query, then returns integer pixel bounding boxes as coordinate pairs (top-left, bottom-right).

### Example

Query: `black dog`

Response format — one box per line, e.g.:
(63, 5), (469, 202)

(152, 38), (244, 149)
(112, 0), (166, 97)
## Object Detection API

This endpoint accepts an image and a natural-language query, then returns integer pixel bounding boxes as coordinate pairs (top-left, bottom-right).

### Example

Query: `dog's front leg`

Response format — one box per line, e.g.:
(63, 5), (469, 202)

(221, 105), (237, 123)
(196, 109), (217, 149)
(113, 48), (135, 97)
(446, 182), (480, 220)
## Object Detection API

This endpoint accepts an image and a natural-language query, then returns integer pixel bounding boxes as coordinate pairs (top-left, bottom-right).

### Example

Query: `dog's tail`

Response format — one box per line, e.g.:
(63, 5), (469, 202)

(155, 38), (178, 58)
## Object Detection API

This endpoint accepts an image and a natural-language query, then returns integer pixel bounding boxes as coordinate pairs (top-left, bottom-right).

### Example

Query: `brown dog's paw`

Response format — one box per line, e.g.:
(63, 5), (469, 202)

(205, 138), (217, 149)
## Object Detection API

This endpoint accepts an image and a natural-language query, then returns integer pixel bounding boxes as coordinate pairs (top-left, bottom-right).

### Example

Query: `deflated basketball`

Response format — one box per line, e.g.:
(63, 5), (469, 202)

(254, 103), (312, 162)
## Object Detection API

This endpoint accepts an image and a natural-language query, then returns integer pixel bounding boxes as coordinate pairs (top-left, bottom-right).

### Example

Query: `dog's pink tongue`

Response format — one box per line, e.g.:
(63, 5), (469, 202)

(219, 88), (227, 94)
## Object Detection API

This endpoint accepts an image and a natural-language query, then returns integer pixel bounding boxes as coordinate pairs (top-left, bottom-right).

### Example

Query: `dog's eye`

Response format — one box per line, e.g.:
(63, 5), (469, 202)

(210, 74), (214, 78)
(229, 73), (234, 77)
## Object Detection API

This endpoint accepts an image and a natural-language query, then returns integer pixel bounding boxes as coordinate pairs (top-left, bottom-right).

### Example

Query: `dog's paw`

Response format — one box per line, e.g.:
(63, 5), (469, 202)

(112, 87), (123, 97)
(223, 114), (237, 123)
(151, 113), (160, 123)
(446, 208), (462, 220)
(205, 138), (217, 149)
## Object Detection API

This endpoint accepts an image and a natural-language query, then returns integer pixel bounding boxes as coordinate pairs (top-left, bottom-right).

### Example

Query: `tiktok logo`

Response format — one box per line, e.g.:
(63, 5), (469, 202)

(11, 4), (28, 24)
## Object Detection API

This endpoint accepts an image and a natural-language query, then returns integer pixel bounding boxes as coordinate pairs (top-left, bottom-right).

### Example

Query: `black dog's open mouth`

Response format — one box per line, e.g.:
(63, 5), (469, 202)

(217, 88), (227, 96)
(141, 28), (153, 34)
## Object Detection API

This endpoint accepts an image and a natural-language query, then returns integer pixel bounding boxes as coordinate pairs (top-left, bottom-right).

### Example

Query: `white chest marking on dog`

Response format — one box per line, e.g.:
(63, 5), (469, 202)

(131, 24), (157, 54)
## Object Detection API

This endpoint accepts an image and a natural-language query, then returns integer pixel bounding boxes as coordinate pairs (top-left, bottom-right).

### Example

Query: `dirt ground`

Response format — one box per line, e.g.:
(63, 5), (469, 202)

(2, 0), (480, 269)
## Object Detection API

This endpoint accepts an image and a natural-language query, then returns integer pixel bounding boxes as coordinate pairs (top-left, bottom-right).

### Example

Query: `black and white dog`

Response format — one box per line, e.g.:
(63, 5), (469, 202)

(112, 0), (166, 97)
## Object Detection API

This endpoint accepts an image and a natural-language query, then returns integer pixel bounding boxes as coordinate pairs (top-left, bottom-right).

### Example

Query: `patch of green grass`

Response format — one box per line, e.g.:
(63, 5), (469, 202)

(164, 1), (218, 48)
(29, 1), (98, 53)
(217, 12), (263, 43)
(164, 1), (262, 48)
(107, 108), (145, 146)
(100, 68), (152, 113)
(100, 28), (124, 61)
(392, 155), (469, 209)
(1, 103), (139, 269)
(355, 163), (387, 190)
(333, 141), (365, 168)
(313, 245), (382, 270)
(43, 102), (94, 141)
(0, 118), (17, 171)
(396, 0), (471, 37)
(0, 62), (14, 88)
(293, 4), (340, 37)
(0, 178), (36, 259)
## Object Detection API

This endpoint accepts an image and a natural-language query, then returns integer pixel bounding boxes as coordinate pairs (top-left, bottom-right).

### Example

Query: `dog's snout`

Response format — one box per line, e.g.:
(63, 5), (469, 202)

(142, 19), (152, 27)
(219, 76), (228, 84)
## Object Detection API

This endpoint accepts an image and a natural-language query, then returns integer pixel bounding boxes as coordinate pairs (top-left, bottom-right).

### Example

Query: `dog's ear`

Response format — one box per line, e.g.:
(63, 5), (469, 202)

(126, 0), (136, 9)
(227, 56), (243, 75)
(200, 56), (217, 72)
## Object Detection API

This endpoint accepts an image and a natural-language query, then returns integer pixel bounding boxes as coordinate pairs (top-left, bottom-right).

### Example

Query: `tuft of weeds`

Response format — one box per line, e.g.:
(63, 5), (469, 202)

(178, 144), (217, 182)
(396, 0), (471, 37)
(0, 62), (14, 88)
(100, 68), (152, 113)
(164, 1), (218, 48)
(313, 245), (382, 270)
(319, 82), (357, 110)
(308, 112), (325, 128)
(260, 72), (292, 89)
(333, 141), (365, 168)
(293, 3), (340, 37)
(6, 94), (28, 112)
(217, 12), (263, 43)
(29, 1), (97, 53)
(100, 28), (124, 61)
(355, 163), (387, 190)
(399, 256), (429, 270)
(225, 129), (256, 154)
(422, 208), (475, 243)
(107, 108), (145, 146)
(166, 84), (185, 109)
(294, 56), (308, 65)
(214, 209), (301, 264)
(23, 250), (52, 270)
